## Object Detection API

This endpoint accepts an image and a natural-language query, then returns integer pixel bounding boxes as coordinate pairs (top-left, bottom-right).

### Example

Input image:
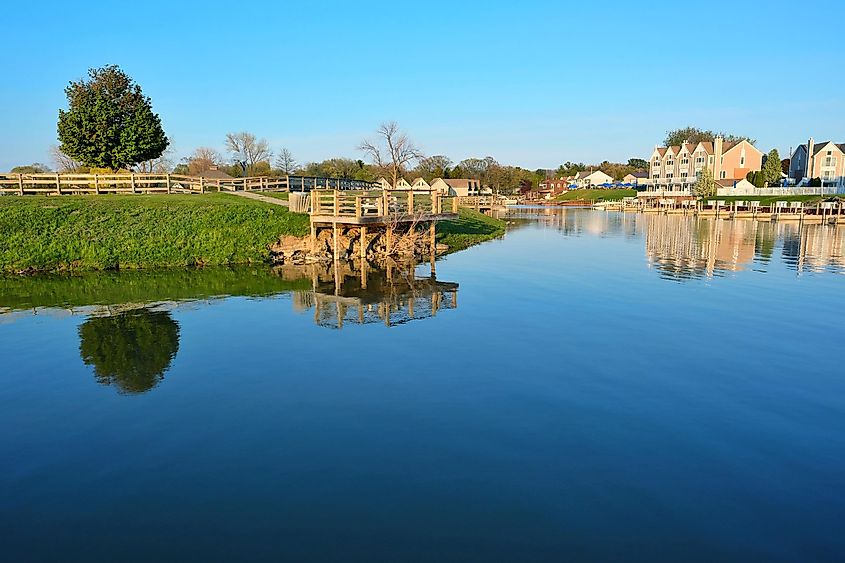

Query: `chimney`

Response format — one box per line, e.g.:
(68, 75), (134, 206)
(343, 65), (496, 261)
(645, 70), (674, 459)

(714, 136), (724, 179)
(807, 137), (815, 180)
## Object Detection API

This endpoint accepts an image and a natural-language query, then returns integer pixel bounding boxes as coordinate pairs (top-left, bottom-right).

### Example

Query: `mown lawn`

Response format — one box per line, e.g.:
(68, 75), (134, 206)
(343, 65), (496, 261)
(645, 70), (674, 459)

(436, 208), (507, 252)
(555, 189), (637, 202)
(0, 194), (309, 273)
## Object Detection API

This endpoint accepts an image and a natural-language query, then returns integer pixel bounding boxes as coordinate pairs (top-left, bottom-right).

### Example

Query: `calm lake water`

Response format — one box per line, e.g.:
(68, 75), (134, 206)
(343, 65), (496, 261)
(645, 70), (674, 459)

(2, 208), (844, 561)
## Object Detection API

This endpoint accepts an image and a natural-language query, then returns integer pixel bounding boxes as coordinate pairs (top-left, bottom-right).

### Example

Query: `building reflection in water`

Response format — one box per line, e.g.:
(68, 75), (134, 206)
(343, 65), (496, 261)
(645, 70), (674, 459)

(645, 215), (845, 279)
(506, 206), (845, 280)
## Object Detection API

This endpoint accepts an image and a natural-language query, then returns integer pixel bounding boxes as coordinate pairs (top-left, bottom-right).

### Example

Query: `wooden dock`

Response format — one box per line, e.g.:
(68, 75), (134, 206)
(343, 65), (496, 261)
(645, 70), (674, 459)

(308, 189), (459, 262)
(627, 198), (845, 225)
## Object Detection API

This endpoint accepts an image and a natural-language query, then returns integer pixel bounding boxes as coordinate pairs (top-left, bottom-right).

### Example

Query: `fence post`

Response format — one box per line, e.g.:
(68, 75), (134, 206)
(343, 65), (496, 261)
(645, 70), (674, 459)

(55, 173), (61, 195)
(355, 196), (362, 218)
(131, 173), (137, 194)
(200, 176), (205, 194)
(408, 191), (414, 214)
(18, 173), (24, 196)
(333, 190), (339, 216)
(94, 174), (100, 195)
(166, 173), (171, 194)
(452, 196), (458, 213)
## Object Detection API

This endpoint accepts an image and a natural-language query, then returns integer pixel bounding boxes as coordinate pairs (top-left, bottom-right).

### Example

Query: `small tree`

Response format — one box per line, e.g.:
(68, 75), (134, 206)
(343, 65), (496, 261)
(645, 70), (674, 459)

(359, 121), (423, 188)
(761, 149), (781, 185)
(187, 147), (223, 175)
(692, 167), (716, 198)
(57, 65), (168, 170)
(225, 132), (271, 176)
(274, 148), (298, 174)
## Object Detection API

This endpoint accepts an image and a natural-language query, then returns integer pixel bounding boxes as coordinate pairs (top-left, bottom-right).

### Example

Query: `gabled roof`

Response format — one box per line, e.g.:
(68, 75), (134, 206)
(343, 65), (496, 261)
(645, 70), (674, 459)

(411, 177), (430, 185)
(436, 178), (479, 188)
(722, 139), (764, 156)
(693, 142), (714, 154)
(808, 140), (842, 155)
(654, 148), (667, 157)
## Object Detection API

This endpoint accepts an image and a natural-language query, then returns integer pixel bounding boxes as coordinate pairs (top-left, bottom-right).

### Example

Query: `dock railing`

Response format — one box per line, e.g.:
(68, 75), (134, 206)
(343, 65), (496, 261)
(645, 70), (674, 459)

(310, 189), (458, 219)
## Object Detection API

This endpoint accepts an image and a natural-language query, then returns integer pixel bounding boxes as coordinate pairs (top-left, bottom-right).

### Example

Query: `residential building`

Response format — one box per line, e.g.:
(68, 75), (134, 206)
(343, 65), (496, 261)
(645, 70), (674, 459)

(411, 177), (431, 190)
(789, 138), (845, 187)
(641, 137), (763, 199)
(377, 177), (413, 190)
(623, 172), (648, 185)
(538, 177), (570, 194)
(573, 170), (613, 188)
(430, 178), (490, 197)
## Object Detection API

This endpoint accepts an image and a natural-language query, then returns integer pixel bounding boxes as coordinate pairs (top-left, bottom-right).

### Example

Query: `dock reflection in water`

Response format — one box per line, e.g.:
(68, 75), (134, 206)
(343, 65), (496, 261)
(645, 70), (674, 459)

(287, 261), (458, 329)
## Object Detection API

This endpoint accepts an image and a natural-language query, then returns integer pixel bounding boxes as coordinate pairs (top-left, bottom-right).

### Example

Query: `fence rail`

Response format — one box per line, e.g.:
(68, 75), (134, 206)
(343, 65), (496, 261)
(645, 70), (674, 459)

(0, 173), (379, 196)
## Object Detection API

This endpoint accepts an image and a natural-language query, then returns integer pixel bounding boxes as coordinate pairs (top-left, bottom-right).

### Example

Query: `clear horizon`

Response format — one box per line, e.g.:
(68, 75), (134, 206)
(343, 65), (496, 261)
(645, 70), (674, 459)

(1, 0), (843, 171)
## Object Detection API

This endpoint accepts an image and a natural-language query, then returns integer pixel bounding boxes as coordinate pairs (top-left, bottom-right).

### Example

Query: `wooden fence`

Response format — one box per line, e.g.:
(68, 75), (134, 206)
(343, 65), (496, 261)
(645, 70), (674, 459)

(0, 173), (379, 196)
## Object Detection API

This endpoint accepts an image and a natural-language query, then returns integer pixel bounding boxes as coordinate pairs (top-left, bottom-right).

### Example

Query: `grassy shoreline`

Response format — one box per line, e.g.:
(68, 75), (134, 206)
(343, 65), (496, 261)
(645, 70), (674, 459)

(0, 196), (506, 274)
(0, 194), (309, 273)
(437, 208), (507, 252)
(555, 188), (637, 202)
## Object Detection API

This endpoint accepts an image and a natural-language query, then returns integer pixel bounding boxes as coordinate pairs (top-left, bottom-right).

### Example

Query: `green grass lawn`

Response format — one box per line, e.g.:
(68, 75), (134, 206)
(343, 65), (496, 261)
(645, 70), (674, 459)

(555, 188), (637, 202)
(436, 208), (507, 252)
(0, 194), (309, 273)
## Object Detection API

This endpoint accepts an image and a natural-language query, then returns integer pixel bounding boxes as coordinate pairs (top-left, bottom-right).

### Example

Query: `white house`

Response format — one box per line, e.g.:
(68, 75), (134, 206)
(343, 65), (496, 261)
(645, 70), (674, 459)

(573, 170), (614, 188)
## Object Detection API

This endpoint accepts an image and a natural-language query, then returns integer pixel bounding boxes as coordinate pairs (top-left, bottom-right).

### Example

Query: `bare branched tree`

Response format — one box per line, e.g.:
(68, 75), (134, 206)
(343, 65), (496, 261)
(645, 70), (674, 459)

(358, 121), (423, 188)
(49, 145), (83, 172)
(225, 132), (271, 175)
(135, 140), (175, 173)
(188, 147), (223, 175)
(274, 148), (298, 174)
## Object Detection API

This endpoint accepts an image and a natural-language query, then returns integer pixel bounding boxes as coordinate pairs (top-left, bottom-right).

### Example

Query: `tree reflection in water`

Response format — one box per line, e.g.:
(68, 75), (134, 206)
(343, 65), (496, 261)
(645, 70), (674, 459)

(78, 308), (180, 394)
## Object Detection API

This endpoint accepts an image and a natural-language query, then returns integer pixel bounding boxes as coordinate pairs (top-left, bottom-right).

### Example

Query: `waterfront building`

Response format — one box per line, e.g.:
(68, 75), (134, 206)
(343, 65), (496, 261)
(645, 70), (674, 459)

(788, 138), (845, 187)
(641, 137), (763, 200)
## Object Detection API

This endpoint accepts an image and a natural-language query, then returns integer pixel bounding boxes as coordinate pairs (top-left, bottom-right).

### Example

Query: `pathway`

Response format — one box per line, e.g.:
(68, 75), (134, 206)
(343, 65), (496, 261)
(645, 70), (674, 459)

(225, 191), (289, 207)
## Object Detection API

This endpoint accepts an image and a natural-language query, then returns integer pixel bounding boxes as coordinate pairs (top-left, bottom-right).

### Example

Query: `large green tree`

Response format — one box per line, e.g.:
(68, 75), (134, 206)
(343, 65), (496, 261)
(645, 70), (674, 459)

(58, 65), (169, 170)
(761, 149), (781, 185)
(664, 126), (755, 147)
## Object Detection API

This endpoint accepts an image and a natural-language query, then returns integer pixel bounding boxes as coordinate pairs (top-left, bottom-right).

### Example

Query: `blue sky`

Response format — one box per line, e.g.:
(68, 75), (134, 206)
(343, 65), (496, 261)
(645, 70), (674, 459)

(1, 0), (843, 171)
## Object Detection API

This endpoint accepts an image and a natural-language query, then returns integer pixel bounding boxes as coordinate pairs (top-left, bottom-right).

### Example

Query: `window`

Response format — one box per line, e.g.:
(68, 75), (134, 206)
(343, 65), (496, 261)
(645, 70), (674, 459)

(667, 160), (674, 167)
(740, 156), (745, 166)
(681, 158), (689, 165)
(720, 171), (726, 179)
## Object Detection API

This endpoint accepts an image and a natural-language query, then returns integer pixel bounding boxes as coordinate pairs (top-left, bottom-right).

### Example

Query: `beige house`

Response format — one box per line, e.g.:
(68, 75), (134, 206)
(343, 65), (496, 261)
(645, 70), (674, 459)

(789, 138), (845, 187)
(430, 178), (490, 197)
(623, 172), (648, 185)
(411, 177), (431, 190)
(377, 177), (413, 190)
(642, 137), (763, 199)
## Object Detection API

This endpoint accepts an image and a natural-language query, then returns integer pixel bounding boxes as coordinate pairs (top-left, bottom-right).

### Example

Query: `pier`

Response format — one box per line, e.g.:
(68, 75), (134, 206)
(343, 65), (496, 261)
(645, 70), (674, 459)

(307, 189), (458, 261)
(624, 198), (845, 224)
